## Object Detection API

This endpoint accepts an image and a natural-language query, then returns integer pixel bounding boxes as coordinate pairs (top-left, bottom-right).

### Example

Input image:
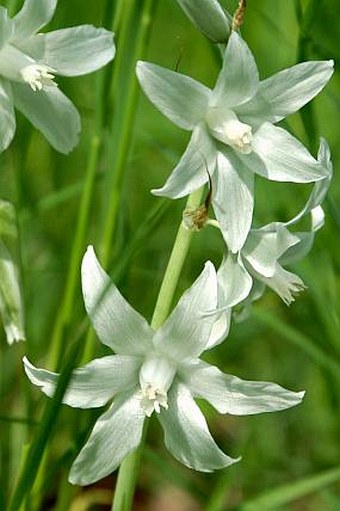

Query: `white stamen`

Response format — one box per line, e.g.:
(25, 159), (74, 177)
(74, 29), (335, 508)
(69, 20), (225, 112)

(139, 355), (176, 417)
(21, 64), (57, 92)
(206, 107), (253, 154)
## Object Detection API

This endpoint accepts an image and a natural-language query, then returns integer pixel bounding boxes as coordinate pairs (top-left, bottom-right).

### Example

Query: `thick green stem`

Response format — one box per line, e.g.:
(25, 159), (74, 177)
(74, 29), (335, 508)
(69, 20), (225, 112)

(111, 187), (204, 510)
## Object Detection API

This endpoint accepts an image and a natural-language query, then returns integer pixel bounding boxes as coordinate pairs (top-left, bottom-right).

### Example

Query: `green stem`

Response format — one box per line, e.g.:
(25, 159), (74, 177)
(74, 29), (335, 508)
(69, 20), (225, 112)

(111, 187), (204, 511)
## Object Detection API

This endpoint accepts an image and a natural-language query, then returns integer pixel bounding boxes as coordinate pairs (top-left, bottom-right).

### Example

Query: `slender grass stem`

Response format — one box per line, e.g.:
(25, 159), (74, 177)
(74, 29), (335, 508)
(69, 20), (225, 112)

(111, 187), (204, 511)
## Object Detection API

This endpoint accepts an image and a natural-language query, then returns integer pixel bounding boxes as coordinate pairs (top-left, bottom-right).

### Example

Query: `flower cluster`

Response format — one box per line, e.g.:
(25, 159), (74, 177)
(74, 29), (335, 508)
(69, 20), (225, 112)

(15, 0), (334, 490)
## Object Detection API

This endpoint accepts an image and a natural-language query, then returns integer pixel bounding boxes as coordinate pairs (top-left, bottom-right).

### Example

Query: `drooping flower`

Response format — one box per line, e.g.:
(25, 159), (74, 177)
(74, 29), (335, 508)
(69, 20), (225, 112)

(24, 246), (304, 485)
(214, 138), (332, 325)
(0, 0), (115, 153)
(136, 32), (333, 252)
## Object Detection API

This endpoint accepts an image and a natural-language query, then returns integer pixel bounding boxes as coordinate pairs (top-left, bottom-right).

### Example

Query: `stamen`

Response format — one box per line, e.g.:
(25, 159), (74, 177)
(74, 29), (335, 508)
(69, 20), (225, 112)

(21, 64), (57, 92)
(206, 108), (253, 154)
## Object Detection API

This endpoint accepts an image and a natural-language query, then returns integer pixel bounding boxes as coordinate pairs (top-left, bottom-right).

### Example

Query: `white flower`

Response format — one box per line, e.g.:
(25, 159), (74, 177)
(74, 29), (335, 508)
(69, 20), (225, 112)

(214, 138), (332, 323)
(136, 32), (333, 252)
(0, 0), (115, 153)
(24, 246), (304, 485)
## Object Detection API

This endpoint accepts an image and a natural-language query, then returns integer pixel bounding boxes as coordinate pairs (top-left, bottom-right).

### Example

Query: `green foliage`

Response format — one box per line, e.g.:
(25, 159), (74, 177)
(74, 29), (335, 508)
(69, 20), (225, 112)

(1, 0), (340, 509)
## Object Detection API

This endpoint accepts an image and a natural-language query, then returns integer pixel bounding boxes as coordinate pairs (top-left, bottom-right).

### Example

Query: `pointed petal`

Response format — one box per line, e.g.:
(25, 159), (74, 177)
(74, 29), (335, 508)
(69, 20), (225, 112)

(29, 26), (115, 77)
(243, 224), (300, 278)
(217, 252), (253, 306)
(154, 262), (217, 360)
(210, 32), (259, 108)
(175, 0), (232, 43)
(185, 360), (305, 415)
(152, 125), (215, 198)
(158, 383), (238, 471)
(286, 137), (332, 226)
(0, 79), (15, 153)
(211, 32), (259, 108)
(23, 355), (141, 408)
(254, 263), (306, 305)
(213, 150), (254, 253)
(12, 83), (80, 154)
(136, 61), (210, 130)
(248, 123), (327, 182)
(81, 246), (153, 355)
(12, 0), (57, 41)
(69, 389), (145, 485)
(206, 308), (231, 350)
(0, 7), (12, 49)
(236, 60), (334, 125)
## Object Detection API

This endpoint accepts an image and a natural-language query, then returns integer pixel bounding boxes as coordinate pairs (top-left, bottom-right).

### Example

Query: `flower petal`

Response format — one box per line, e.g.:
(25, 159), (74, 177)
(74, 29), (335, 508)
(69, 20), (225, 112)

(217, 252), (253, 306)
(206, 308), (231, 350)
(154, 262), (217, 360)
(211, 32), (259, 109)
(0, 7), (12, 49)
(158, 382), (238, 471)
(236, 60), (334, 125)
(253, 263), (306, 305)
(286, 137), (332, 226)
(136, 61), (210, 130)
(213, 150), (254, 253)
(81, 246), (153, 355)
(12, 0), (57, 41)
(152, 125), (216, 198)
(0, 78), (15, 152)
(12, 83), (80, 153)
(248, 123), (328, 182)
(69, 389), (145, 485)
(243, 224), (299, 278)
(23, 355), (141, 408)
(185, 360), (305, 415)
(29, 26), (115, 76)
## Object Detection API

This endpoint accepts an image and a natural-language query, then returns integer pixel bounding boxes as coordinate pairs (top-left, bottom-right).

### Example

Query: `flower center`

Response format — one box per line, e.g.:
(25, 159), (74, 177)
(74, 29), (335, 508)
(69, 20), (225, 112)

(206, 107), (253, 154)
(139, 355), (176, 417)
(21, 64), (57, 92)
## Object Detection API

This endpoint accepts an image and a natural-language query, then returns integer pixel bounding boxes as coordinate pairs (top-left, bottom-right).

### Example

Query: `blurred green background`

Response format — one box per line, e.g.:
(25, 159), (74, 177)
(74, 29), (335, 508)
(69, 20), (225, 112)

(1, 0), (340, 510)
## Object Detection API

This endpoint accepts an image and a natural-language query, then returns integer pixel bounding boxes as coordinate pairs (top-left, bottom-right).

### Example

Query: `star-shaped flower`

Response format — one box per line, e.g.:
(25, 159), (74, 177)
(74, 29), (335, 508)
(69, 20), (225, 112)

(24, 246), (304, 485)
(214, 138), (332, 325)
(0, 0), (115, 153)
(136, 32), (333, 252)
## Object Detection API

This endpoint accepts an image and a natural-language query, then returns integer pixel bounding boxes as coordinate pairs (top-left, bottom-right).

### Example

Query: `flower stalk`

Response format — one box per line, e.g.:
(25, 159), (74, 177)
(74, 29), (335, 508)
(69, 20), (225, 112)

(111, 186), (204, 510)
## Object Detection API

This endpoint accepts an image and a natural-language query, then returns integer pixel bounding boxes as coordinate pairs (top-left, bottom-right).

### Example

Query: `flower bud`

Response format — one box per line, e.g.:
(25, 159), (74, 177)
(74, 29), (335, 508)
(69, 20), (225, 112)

(175, 0), (232, 43)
